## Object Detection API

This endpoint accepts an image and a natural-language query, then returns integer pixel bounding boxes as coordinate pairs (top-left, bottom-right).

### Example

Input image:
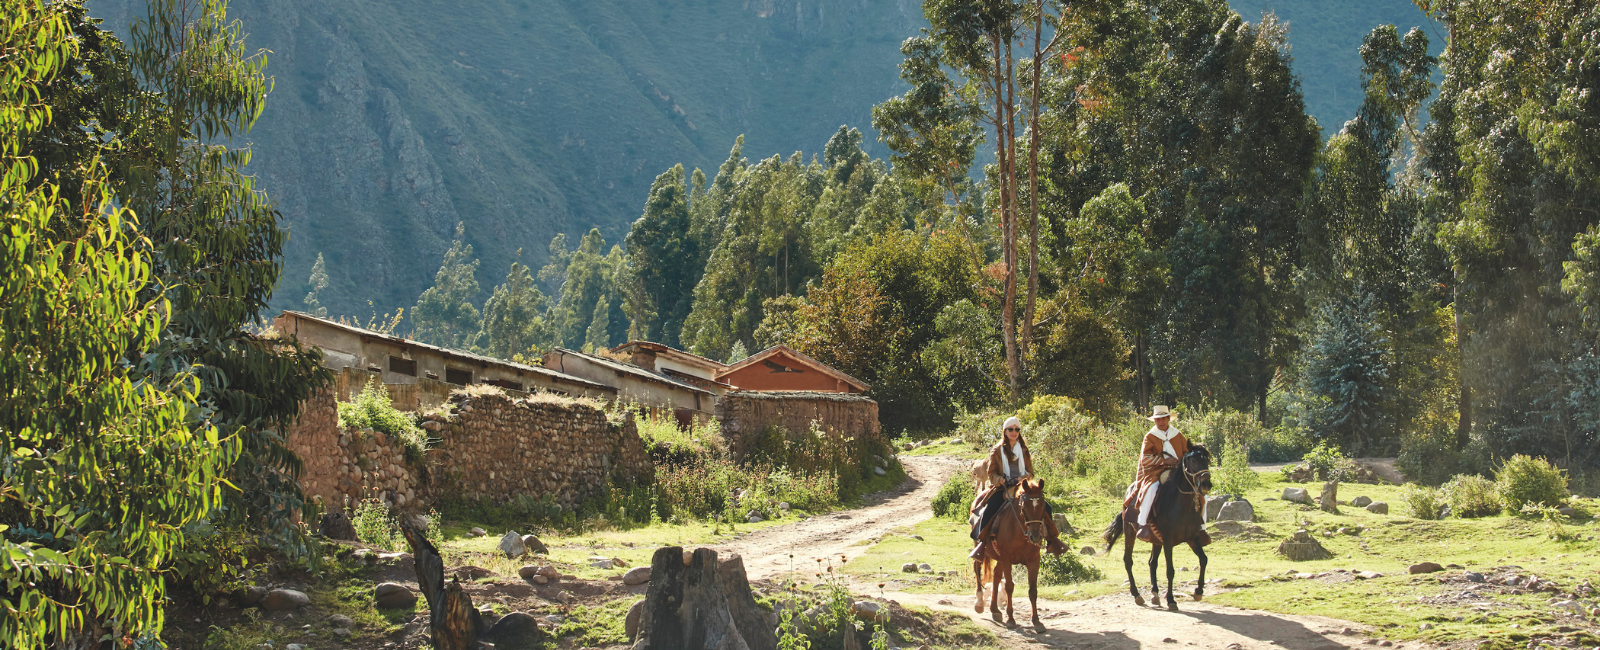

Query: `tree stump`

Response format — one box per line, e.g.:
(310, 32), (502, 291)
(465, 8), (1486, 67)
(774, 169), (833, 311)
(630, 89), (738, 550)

(631, 546), (776, 650)
(1319, 481), (1339, 513)
(401, 519), (482, 650)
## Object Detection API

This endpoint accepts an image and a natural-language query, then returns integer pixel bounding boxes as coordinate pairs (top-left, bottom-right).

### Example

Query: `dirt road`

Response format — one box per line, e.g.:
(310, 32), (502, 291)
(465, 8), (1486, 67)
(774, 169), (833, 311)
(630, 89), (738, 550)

(715, 454), (1399, 650)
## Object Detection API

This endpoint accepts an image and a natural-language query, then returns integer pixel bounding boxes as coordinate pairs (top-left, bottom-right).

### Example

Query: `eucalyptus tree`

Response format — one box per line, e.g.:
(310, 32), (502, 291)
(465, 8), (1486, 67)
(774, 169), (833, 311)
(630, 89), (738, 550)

(477, 260), (549, 361)
(412, 222), (483, 349)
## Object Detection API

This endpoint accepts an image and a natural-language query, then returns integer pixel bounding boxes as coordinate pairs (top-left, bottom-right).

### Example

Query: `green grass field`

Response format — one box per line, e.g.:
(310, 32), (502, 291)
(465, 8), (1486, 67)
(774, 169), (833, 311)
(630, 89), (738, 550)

(845, 466), (1600, 649)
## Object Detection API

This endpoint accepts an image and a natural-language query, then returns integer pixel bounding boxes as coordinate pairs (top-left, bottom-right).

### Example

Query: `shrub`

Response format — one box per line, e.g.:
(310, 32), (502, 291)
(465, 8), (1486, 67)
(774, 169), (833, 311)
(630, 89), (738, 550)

(351, 497), (403, 550)
(1040, 551), (1103, 585)
(1494, 454), (1569, 510)
(931, 474), (976, 520)
(1301, 441), (1354, 481)
(1440, 474), (1501, 518)
(1401, 484), (1443, 520)
(338, 377), (428, 460)
(1250, 426), (1313, 463)
(1213, 440), (1262, 497)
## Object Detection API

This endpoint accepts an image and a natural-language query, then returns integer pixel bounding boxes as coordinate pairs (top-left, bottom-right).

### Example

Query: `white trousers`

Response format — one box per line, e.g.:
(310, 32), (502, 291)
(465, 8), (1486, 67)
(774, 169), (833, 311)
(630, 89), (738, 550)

(1125, 481), (1161, 525)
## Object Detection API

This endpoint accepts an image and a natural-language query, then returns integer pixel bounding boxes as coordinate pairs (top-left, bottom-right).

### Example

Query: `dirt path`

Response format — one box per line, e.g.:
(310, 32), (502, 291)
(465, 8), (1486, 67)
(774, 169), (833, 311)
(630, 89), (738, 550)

(715, 454), (1404, 650)
(710, 454), (971, 581)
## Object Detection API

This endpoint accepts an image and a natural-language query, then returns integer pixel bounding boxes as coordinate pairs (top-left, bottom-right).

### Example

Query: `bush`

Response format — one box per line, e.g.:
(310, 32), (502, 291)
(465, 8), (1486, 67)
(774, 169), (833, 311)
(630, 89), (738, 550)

(931, 474), (976, 520)
(1213, 440), (1263, 497)
(351, 498), (404, 550)
(1495, 455), (1569, 510)
(338, 377), (428, 460)
(1040, 551), (1103, 585)
(1440, 474), (1501, 518)
(1301, 441), (1355, 481)
(1250, 426), (1313, 463)
(1401, 484), (1443, 520)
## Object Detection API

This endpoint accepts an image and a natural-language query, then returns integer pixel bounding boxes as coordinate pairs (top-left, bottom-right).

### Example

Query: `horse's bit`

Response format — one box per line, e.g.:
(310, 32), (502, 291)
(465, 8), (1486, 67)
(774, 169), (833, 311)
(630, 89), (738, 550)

(1177, 460), (1211, 513)
(1011, 485), (1048, 547)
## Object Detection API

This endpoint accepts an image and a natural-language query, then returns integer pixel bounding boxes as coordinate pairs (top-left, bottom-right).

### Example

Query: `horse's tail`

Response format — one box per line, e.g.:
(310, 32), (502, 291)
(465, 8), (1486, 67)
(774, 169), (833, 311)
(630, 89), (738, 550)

(1102, 510), (1124, 551)
(981, 556), (993, 585)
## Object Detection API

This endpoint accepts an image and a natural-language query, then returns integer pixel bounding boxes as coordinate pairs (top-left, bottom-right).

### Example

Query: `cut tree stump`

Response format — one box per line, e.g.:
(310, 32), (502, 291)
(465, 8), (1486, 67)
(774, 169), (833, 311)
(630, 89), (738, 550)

(632, 546), (776, 650)
(401, 518), (482, 650)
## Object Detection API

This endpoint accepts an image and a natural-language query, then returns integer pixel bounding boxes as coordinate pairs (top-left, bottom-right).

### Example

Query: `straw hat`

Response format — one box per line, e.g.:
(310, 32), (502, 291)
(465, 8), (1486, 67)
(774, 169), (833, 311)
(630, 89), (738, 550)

(1147, 405), (1175, 421)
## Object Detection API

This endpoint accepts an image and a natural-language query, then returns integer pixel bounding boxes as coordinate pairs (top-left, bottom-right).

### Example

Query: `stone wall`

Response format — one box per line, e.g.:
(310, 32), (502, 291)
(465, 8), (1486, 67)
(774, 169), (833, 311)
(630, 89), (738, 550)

(714, 391), (882, 461)
(421, 393), (653, 509)
(286, 387), (653, 514)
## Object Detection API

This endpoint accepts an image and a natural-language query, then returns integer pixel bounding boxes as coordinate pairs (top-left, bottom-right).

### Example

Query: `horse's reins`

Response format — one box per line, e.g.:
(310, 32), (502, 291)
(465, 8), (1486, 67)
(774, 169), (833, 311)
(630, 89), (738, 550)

(1176, 456), (1211, 513)
(1010, 484), (1048, 548)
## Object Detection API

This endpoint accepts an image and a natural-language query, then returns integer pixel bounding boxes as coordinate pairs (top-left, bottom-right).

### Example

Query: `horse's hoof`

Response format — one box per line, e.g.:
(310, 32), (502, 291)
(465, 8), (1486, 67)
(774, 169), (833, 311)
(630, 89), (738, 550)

(1133, 596), (1146, 607)
(1005, 619), (1017, 629)
(991, 610), (1004, 623)
(1166, 601), (1179, 612)
(1032, 620), (1045, 633)
(1191, 590), (1204, 602)
(973, 601), (984, 614)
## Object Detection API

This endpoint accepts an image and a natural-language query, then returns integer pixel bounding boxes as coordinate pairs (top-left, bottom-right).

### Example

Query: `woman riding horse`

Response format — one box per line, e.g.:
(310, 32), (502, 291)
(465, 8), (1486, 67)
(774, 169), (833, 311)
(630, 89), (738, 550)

(969, 417), (1068, 558)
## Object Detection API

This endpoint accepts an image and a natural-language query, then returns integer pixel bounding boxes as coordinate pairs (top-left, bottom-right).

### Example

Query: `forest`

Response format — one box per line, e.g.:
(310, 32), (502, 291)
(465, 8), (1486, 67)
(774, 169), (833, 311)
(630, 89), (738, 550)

(4, 0), (1600, 646)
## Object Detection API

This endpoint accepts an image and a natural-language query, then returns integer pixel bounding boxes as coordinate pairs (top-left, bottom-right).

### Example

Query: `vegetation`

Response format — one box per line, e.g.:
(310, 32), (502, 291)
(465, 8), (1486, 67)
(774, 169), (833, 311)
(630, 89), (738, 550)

(1441, 474), (1501, 518)
(1402, 484), (1444, 520)
(337, 378), (429, 458)
(1494, 455), (1569, 511)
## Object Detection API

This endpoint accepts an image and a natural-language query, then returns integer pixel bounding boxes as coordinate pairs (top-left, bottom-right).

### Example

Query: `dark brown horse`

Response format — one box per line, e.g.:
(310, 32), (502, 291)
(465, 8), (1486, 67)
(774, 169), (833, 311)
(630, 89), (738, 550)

(972, 479), (1049, 630)
(1101, 445), (1213, 611)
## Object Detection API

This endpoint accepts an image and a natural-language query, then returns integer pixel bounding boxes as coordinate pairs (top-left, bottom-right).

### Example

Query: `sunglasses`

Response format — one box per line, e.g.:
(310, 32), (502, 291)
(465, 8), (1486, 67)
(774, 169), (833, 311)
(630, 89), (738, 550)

(1005, 427), (1020, 432)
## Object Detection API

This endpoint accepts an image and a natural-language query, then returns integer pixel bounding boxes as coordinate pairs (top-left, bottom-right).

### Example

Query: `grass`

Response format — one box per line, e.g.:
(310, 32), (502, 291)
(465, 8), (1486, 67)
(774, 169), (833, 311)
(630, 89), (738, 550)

(847, 466), (1600, 648)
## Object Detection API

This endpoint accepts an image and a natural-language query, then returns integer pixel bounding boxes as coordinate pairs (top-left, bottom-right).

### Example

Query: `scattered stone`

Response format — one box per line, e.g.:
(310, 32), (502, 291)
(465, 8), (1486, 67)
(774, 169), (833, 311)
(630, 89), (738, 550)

(1379, 641), (1392, 647)
(1464, 572), (1486, 583)
(874, 466), (887, 476)
(1350, 496), (1373, 508)
(626, 599), (646, 640)
(522, 534), (549, 554)
(1217, 500), (1255, 522)
(542, 614), (565, 625)
(235, 585), (268, 607)
(500, 531), (527, 558)
(918, 563), (933, 573)
(454, 565), (493, 581)
(1227, 644), (1243, 650)
(1408, 562), (1443, 575)
(589, 557), (615, 570)
(1080, 546), (1097, 556)
(1052, 513), (1077, 536)
(259, 589), (309, 611)
(332, 627), (352, 637)
(1356, 571), (1383, 580)
(779, 502), (790, 511)
(518, 565), (542, 581)
(373, 582), (417, 608)
(1278, 530), (1334, 561)
(468, 527), (487, 537)
(328, 614), (354, 627)
(748, 512), (765, 523)
(1553, 600), (1583, 614)
(531, 575), (549, 585)
(318, 511), (358, 541)
(909, 535), (924, 541)
(1319, 482), (1340, 513)
(624, 566), (652, 586)
(1210, 520), (1264, 537)
(852, 600), (886, 623)
(1163, 638), (1178, 643)
(902, 563), (919, 573)
(1205, 495), (1232, 521)
(1557, 506), (1577, 518)
(481, 611), (548, 649)
(1365, 502), (1389, 515)
(1282, 487), (1312, 504)
(1418, 623), (1432, 631)
(285, 645), (304, 650)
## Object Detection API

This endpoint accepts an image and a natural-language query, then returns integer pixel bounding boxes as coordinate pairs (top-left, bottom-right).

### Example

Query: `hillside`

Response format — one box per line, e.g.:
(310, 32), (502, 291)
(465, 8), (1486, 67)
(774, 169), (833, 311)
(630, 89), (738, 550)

(95, 0), (1438, 321)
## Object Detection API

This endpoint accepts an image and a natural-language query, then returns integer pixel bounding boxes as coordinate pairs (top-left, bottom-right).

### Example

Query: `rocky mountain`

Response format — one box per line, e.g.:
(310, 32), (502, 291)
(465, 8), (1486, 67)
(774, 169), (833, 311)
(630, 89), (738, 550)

(93, 0), (1437, 321)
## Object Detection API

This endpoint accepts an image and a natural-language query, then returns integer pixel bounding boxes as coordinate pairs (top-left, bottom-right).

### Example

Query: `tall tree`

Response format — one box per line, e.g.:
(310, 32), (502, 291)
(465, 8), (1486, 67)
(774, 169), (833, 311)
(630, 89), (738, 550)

(625, 164), (697, 346)
(303, 252), (330, 317)
(412, 222), (482, 349)
(477, 259), (549, 361)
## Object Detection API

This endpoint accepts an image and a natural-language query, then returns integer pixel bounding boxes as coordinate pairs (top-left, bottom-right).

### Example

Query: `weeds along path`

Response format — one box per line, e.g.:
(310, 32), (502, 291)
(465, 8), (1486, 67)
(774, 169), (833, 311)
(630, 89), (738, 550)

(712, 454), (969, 581)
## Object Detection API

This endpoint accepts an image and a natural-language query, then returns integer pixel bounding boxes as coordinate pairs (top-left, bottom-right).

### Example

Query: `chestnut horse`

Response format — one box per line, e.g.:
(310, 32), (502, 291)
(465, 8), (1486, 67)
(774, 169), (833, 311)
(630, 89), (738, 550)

(1101, 444), (1213, 611)
(972, 478), (1049, 631)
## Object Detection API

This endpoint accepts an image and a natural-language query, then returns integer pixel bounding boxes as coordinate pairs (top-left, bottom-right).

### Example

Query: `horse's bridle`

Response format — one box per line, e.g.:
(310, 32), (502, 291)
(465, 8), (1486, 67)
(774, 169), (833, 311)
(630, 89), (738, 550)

(1176, 456), (1212, 513)
(1010, 483), (1048, 547)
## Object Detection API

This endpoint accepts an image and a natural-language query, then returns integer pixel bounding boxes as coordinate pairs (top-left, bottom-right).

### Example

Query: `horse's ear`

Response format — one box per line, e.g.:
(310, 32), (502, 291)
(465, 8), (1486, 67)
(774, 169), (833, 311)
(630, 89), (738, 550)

(1032, 478), (1044, 489)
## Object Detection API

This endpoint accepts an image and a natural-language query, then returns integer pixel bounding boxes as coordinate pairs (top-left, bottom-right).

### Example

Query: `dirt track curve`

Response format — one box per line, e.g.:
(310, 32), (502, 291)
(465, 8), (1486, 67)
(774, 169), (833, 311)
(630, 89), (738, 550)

(713, 455), (1405, 650)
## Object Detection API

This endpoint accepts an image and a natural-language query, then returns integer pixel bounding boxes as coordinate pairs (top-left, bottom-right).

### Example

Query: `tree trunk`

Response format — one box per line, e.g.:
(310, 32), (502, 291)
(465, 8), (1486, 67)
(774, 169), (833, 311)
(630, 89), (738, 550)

(1454, 272), (1471, 450)
(993, 32), (1021, 403)
(402, 519), (483, 650)
(1022, 0), (1043, 365)
(632, 547), (777, 650)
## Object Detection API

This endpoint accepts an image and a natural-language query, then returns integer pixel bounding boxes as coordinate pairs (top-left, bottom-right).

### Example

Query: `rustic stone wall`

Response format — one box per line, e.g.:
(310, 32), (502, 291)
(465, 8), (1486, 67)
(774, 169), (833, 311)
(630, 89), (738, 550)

(286, 387), (653, 514)
(714, 391), (882, 462)
(421, 393), (653, 509)
(284, 388), (427, 512)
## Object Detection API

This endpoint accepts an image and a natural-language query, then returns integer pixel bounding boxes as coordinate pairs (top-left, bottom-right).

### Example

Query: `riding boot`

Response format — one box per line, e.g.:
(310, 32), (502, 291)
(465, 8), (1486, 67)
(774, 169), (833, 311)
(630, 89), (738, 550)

(968, 540), (987, 559)
(1135, 523), (1155, 542)
(1042, 513), (1068, 555)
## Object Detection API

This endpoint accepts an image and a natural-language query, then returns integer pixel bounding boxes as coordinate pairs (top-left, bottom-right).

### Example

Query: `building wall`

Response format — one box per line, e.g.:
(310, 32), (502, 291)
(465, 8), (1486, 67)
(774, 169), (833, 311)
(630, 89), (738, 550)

(719, 350), (859, 393)
(284, 387), (427, 511)
(543, 350), (709, 418)
(714, 391), (882, 462)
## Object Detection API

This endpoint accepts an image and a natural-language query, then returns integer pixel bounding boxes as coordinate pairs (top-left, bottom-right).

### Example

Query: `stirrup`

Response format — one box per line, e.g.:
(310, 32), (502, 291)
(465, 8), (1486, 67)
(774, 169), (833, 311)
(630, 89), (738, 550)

(969, 541), (986, 559)
(1135, 524), (1154, 542)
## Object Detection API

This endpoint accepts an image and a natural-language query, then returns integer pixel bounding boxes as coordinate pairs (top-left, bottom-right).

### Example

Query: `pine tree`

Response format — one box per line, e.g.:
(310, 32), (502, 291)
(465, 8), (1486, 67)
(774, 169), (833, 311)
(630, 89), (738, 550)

(584, 294), (612, 352)
(303, 252), (330, 317)
(412, 222), (482, 349)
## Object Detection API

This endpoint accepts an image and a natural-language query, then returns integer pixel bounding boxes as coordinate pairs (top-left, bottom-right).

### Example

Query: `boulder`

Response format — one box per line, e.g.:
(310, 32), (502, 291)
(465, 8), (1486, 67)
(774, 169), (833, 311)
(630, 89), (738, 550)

(778, 502), (790, 511)
(1350, 496), (1373, 508)
(590, 557), (615, 570)
(318, 511), (358, 541)
(1205, 495), (1231, 521)
(631, 547), (776, 650)
(499, 531), (527, 558)
(373, 582), (417, 608)
(874, 466), (887, 476)
(623, 566), (652, 586)
(918, 563), (933, 573)
(234, 585), (267, 607)
(626, 599), (646, 641)
(259, 588), (309, 611)
(481, 611), (548, 650)
(531, 575), (548, 585)
(1365, 502), (1389, 515)
(1464, 571), (1486, 583)
(468, 527), (486, 537)
(328, 614), (354, 627)
(1277, 530), (1334, 561)
(1216, 500), (1254, 522)
(1319, 482), (1340, 513)
(902, 563), (918, 573)
(852, 600), (886, 623)
(1408, 562), (1443, 575)
(748, 513), (764, 523)
(1282, 487), (1312, 504)
(521, 534), (549, 555)
(1052, 513), (1076, 537)
(1557, 506), (1577, 518)
(1079, 546), (1097, 556)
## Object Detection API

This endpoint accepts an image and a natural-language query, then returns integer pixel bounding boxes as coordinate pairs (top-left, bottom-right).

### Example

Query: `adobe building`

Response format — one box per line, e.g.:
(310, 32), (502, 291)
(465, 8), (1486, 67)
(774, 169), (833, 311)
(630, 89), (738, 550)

(542, 347), (716, 426)
(715, 345), (870, 393)
(273, 311), (614, 409)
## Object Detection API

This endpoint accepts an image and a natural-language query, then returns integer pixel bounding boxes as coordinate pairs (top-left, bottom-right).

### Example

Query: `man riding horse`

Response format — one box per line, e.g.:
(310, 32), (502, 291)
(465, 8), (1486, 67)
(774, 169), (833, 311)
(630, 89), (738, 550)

(969, 417), (1068, 558)
(1125, 405), (1188, 542)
